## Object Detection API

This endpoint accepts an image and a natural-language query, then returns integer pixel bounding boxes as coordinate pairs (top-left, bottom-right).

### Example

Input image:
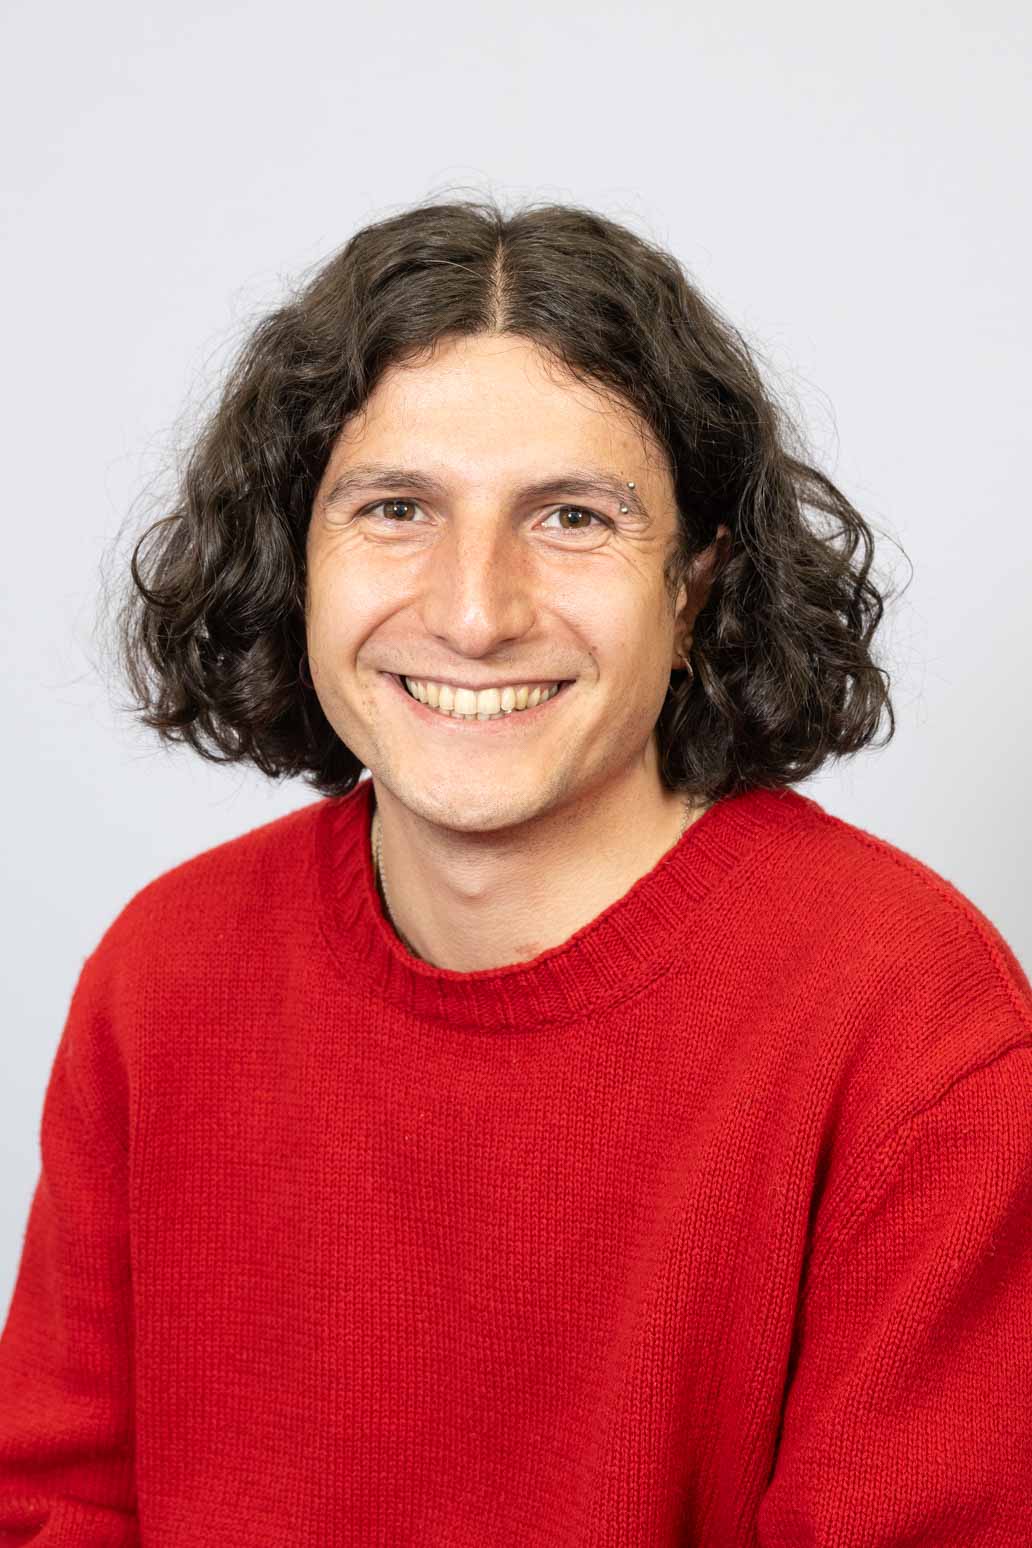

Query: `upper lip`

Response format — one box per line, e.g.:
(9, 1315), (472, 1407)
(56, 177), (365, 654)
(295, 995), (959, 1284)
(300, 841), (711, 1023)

(388, 672), (571, 689)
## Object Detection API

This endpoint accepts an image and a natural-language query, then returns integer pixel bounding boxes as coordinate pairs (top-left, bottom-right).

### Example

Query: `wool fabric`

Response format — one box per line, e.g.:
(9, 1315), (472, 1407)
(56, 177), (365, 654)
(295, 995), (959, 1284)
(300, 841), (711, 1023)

(2, 777), (1031, 1546)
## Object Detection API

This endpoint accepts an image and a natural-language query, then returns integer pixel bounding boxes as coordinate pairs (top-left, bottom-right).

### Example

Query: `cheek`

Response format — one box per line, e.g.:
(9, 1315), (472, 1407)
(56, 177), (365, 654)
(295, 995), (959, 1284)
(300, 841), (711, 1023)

(306, 569), (375, 650)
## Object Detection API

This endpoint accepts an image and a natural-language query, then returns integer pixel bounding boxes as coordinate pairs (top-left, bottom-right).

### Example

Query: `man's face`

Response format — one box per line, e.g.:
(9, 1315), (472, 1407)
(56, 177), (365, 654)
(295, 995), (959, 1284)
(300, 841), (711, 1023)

(306, 332), (717, 834)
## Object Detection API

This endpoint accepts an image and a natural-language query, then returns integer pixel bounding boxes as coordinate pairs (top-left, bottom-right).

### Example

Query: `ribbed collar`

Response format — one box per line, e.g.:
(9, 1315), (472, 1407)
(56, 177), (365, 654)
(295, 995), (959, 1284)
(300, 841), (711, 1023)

(314, 776), (811, 1030)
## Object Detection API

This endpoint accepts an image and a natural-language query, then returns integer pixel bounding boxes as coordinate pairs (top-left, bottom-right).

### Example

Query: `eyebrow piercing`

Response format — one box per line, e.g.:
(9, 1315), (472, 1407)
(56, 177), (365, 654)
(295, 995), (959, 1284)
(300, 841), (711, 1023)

(619, 480), (635, 514)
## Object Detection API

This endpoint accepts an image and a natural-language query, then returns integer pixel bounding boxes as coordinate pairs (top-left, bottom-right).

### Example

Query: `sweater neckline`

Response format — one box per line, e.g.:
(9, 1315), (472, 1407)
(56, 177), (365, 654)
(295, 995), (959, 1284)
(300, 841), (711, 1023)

(315, 776), (808, 1030)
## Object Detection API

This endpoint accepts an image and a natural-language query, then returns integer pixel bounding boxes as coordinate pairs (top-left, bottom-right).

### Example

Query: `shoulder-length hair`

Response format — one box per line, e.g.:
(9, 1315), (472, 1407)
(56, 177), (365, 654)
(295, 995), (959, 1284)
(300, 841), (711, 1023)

(108, 195), (901, 802)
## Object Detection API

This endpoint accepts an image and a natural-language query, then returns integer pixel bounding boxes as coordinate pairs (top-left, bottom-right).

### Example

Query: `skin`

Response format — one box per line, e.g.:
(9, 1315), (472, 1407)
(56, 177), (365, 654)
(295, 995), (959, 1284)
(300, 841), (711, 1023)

(306, 332), (731, 971)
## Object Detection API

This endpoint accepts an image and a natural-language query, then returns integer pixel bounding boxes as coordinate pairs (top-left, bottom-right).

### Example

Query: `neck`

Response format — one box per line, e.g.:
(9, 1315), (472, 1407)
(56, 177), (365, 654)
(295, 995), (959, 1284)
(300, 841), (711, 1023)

(371, 764), (708, 973)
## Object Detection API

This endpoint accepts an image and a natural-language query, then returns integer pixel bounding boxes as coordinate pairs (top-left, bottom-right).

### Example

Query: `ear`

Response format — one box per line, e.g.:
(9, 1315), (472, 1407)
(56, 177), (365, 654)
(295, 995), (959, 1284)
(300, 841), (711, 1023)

(672, 524), (731, 662)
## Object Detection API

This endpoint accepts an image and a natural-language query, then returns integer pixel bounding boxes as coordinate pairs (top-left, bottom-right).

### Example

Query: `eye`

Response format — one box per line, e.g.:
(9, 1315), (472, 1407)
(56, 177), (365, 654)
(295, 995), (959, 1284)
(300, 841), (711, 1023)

(540, 504), (611, 535)
(359, 498), (425, 523)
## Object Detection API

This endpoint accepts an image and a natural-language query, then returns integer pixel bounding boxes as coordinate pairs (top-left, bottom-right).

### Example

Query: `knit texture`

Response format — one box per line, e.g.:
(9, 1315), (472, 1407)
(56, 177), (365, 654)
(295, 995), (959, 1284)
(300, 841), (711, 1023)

(2, 778), (1031, 1546)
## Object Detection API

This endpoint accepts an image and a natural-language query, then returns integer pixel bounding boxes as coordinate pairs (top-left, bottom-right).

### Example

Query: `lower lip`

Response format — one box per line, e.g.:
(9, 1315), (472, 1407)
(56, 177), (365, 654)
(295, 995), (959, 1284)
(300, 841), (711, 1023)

(382, 672), (574, 731)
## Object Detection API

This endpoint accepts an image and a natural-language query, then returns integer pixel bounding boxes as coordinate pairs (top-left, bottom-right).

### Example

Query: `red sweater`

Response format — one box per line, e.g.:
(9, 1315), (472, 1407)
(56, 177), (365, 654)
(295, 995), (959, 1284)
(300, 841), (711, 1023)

(2, 779), (1031, 1546)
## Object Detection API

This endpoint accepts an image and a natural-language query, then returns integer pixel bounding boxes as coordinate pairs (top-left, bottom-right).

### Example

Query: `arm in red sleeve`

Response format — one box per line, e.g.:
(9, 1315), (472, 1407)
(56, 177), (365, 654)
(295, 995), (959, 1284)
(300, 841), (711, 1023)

(758, 1042), (1032, 1547)
(0, 952), (138, 1546)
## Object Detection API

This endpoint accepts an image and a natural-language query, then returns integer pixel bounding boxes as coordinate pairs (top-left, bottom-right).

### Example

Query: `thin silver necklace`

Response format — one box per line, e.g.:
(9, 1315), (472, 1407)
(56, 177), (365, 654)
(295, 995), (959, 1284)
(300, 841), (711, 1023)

(371, 794), (699, 960)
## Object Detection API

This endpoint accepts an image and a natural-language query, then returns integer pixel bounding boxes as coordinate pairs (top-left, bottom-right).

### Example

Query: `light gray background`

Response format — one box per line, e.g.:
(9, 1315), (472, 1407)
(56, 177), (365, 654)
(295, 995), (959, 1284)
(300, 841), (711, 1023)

(2, 0), (1029, 1307)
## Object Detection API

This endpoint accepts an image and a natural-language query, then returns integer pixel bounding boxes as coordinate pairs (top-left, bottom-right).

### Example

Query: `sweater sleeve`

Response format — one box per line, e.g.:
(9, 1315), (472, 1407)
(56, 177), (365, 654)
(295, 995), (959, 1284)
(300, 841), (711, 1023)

(0, 952), (138, 1546)
(757, 1041), (1032, 1547)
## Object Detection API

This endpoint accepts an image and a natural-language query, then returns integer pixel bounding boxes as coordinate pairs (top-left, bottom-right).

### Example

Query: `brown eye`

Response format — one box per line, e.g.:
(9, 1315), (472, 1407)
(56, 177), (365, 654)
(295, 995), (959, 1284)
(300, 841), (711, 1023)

(542, 505), (609, 533)
(363, 499), (420, 522)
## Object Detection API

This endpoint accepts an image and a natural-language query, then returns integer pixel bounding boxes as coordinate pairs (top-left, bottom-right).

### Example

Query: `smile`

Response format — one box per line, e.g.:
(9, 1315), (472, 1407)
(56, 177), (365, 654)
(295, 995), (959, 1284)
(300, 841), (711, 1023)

(382, 672), (574, 729)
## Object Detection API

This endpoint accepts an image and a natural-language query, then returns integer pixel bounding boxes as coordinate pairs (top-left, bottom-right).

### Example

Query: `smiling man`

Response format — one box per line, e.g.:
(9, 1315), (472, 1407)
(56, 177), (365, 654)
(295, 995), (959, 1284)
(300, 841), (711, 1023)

(2, 196), (1031, 1547)
(305, 331), (728, 971)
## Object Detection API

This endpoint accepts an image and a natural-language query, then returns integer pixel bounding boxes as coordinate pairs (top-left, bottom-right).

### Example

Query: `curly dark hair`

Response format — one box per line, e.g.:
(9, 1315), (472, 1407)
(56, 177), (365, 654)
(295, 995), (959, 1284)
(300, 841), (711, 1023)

(103, 192), (904, 803)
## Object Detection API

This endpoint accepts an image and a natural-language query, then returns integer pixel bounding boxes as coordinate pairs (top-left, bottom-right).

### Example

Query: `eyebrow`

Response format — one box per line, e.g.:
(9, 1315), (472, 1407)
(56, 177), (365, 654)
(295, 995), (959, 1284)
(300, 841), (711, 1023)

(318, 464), (651, 523)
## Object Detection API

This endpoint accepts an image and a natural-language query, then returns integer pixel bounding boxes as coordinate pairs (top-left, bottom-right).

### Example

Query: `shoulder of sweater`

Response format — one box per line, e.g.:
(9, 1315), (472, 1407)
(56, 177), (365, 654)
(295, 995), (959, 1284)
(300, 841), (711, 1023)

(783, 793), (1030, 1007)
(52, 794), (359, 1147)
(81, 791), (352, 989)
(769, 791), (1032, 1138)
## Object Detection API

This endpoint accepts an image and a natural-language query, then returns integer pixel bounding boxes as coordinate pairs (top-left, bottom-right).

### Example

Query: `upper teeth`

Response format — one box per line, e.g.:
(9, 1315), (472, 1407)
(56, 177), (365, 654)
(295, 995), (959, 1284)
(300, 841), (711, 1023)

(403, 679), (564, 718)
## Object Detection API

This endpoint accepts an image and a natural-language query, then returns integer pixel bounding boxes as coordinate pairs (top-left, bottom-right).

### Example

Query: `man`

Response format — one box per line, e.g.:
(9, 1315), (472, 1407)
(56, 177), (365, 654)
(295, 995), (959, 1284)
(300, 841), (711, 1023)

(304, 328), (728, 972)
(2, 196), (1030, 1545)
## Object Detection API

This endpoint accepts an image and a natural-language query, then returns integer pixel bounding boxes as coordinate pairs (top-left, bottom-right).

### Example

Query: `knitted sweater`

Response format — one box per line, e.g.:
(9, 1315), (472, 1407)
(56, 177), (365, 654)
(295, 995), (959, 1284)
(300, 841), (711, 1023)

(2, 778), (1031, 1547)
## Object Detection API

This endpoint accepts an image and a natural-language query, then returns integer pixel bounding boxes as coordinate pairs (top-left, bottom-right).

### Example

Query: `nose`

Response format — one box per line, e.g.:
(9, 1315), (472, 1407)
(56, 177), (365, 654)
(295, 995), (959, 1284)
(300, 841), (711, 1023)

(418, 519), (537, 661)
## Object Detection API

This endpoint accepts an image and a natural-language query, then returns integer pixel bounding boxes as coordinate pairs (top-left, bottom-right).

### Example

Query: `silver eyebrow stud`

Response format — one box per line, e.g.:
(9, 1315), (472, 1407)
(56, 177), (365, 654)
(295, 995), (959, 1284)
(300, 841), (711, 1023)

(627, 481), (635, 488)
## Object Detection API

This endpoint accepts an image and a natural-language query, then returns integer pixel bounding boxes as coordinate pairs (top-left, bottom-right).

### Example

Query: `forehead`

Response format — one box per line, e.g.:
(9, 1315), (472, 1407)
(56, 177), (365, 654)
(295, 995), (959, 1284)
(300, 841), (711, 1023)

(329, 333), (668, 480)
